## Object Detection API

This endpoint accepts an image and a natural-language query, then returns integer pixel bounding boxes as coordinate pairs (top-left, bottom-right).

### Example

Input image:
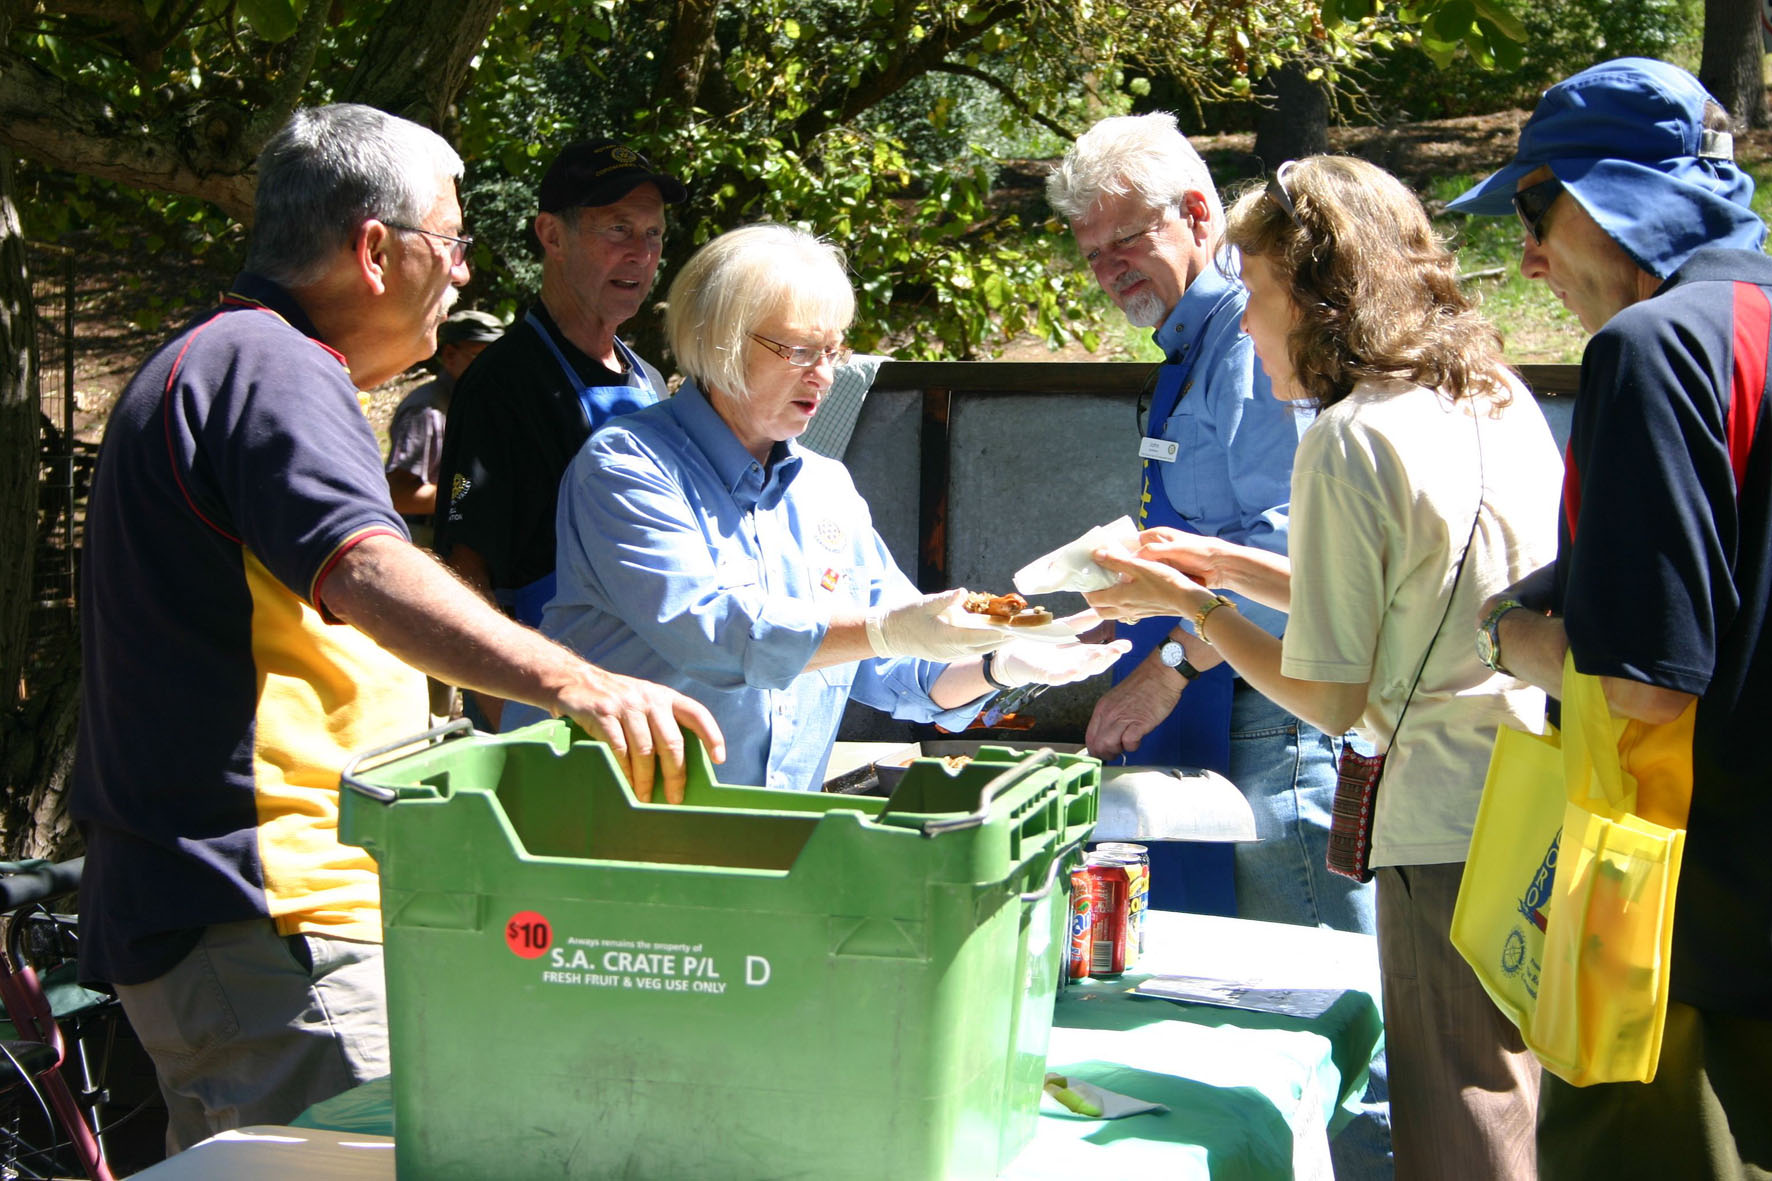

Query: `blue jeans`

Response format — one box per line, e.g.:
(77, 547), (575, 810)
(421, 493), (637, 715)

(1228, 685), (1377, 933)
(1228, 684), (1392, 1179)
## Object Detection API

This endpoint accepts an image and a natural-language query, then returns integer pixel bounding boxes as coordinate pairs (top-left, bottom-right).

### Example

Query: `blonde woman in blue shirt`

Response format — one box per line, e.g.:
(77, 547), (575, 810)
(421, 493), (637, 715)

(505, 224), (1127, 789)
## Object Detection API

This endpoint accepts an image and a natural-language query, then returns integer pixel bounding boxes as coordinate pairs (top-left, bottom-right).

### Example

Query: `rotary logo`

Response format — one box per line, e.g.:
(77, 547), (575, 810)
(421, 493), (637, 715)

(815, 517), (844, 551)
(613, 146), (639, 165)
(1501, 926), (1526, 976)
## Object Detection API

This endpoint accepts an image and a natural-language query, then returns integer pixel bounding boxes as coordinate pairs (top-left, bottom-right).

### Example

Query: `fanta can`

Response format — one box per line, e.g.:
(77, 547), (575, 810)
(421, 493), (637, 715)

(1066, 867), (1094, 982)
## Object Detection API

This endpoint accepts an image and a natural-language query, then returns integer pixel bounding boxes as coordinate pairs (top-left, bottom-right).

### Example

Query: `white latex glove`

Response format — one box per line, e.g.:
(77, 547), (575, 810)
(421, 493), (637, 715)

(994, 637), (1132, 688)
(866, 589), (1009, 661)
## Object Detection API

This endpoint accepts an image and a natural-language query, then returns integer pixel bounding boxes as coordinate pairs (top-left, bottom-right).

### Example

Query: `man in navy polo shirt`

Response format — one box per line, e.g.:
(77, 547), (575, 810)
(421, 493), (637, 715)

(1451, 58), (1772, 1176)
(72, 104), (723, 1151)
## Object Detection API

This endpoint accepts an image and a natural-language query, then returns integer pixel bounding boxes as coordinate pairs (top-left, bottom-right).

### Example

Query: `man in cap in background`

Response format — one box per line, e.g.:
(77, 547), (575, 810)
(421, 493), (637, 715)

(385, 307), (504, 548)
(433, 138), (686, 728)
(1449, 57), (1772, 1176)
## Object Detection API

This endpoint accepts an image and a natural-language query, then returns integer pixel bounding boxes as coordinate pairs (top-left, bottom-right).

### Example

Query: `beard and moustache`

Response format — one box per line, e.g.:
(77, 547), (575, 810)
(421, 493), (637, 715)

(1115, 271), (1166, 328)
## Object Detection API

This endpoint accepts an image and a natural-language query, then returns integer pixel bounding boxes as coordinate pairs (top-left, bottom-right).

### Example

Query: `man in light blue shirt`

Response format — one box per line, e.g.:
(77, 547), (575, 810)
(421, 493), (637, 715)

(508, 224), (1126, 789)
(1049, 113), (1390, 1180)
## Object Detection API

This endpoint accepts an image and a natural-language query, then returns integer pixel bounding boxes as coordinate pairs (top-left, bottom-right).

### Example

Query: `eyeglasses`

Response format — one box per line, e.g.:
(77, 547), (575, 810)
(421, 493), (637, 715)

(1083, 213), (1169, 267)
(1266, 161), (1305, 230)
(749, 332), (852, 368)
(385, 222), (474, 267)
(1511, 175), (1564, 246)
(580, 221), (665, 251)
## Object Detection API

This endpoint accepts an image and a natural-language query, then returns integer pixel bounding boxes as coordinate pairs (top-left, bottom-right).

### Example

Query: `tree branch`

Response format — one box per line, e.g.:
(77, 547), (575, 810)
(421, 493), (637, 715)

(0, 48), (256, 219)
(926, 61), (1076, 141)
(787, 0), (1026, 146)
(240, 0), (330, 151)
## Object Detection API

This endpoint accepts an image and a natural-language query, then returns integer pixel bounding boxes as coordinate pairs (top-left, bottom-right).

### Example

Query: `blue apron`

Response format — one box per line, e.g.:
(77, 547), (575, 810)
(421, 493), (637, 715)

(1113, 292), (1242, 912)
(497, 312), (661, 627)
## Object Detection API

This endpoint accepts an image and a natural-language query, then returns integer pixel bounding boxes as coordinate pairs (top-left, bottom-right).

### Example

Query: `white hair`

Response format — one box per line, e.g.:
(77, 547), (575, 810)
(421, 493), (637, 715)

(1046, 111), (1224, 229)
(666, 224), (855, 400)
(244, 103), (464, 287)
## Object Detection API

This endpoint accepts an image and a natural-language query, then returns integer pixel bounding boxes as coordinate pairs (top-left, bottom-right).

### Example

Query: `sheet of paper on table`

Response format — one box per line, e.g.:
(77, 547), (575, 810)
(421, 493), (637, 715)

(1093, 766), (1258, 843)
(1134, 975), (1348, 1020)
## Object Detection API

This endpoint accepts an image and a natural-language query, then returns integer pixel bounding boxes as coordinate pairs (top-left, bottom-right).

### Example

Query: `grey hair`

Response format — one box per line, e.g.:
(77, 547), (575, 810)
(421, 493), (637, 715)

(666, 224), (855, 401)
(1046, 112), (1224, 230)
(244, 104), (464, 287)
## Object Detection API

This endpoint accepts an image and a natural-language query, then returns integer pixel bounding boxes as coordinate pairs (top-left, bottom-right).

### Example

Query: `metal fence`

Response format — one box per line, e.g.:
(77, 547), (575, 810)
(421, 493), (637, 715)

(28, 241), (90, 618)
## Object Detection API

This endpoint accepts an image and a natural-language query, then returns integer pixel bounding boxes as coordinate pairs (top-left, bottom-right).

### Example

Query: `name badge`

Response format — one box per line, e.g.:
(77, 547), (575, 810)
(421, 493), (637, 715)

(1138, 436), (1180, 463)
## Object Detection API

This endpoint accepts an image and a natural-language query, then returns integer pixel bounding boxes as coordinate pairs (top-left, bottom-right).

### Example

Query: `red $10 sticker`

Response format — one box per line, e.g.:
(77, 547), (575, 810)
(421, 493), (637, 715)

(505, 911), (552, 959)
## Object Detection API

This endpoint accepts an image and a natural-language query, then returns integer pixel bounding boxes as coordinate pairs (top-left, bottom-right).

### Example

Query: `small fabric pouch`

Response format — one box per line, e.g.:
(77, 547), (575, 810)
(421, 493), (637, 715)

(1327, 745), (1383, 882)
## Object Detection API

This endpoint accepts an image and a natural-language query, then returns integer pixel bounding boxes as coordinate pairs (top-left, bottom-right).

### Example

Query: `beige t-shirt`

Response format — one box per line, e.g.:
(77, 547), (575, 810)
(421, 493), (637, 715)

(1282, 375), (1563, 867)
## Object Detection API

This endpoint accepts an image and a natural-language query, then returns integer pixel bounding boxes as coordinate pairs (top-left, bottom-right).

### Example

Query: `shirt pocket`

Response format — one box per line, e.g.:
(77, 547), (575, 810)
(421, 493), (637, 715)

(1159, 402), (1205, 522)
(714, 553), (762, 591)
(816, 662), (858, 691)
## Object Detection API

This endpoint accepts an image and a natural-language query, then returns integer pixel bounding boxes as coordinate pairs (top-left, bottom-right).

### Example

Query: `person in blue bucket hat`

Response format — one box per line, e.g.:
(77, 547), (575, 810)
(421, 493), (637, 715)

(1447, 56), (1765, 320)
(1451, 58), (1772, 1179)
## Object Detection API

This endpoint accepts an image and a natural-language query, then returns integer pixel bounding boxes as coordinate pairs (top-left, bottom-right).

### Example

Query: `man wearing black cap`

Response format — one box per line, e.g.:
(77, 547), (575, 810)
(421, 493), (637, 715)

(433, 139), (687, 727)
(1449, 58), (1772, 1177)
(386, 308), (504, 548)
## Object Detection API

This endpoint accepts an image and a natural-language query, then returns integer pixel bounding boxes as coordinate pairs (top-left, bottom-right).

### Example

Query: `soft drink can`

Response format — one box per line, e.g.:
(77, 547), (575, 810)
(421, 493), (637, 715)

(1084, 855), (1133, 977)
(1066, 867), (1095, 982)
(1094, 842), (1150, 962)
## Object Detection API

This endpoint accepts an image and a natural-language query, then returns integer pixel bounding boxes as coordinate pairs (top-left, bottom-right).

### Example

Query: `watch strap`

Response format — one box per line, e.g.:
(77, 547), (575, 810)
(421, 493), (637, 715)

(980, 650), (1012, 691)
(1479, 598), (1525, 674)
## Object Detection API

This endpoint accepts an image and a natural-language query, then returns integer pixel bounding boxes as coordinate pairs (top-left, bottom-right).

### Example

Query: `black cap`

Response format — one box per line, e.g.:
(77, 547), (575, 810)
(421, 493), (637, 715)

(537, 138), (688, 212)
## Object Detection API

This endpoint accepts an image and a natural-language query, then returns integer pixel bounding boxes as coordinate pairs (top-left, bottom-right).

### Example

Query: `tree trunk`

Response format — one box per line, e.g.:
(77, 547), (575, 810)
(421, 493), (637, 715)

(0, 147), (80, 859)
(341, 0), (505, 130)
(1253, 62), (1329, 171)
(1701, 0), (1769, 130)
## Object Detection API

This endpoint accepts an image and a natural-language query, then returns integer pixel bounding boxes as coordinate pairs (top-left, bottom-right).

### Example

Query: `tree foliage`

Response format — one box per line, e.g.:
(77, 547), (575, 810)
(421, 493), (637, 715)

(0, 0), (1528, 851)
(4, 0), (1525, 359)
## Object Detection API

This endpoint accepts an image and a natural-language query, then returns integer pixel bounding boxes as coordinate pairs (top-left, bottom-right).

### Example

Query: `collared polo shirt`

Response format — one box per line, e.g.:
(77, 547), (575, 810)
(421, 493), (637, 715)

(71, 273), (425, 985)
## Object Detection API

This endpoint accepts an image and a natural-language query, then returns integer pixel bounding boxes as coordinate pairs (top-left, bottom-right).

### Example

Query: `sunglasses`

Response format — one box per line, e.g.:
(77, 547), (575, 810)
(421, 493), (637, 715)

(1511, 176), (1564, 245)
(1266, 161), (1306, 230)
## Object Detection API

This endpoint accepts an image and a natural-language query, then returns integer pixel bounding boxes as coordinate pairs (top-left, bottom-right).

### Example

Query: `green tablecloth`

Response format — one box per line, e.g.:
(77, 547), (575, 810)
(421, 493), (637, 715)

(1007, 911), (1382, 1179)
(295, 911), (1382, 1180)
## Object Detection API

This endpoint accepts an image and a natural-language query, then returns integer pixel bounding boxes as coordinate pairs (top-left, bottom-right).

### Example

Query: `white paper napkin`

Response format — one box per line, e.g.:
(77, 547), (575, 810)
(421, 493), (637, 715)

(1041, 1073), (1169, 1119)
(1013, 516), (1140, 595)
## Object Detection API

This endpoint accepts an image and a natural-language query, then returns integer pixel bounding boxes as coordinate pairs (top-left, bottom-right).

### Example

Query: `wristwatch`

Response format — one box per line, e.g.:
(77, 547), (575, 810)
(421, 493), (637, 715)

(1157, 640), (1201, 681)
(1476, 598), (1525, 675)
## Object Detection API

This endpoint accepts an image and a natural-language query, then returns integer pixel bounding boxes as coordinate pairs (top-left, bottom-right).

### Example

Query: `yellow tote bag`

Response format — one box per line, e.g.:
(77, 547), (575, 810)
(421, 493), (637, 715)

(1451, 713), (1563, 1042)
(1454, 652), (1693, 1086)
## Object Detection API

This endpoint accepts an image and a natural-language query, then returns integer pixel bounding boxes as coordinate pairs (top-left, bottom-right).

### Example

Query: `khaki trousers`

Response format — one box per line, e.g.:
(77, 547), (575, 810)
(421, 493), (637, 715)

(1377, 862), (1540, 1180)
(115, 919), (388, 1154)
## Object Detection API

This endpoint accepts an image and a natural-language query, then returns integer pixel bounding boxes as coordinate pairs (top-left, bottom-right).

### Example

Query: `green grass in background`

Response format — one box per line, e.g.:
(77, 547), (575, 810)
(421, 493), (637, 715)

(1432, 173), (1589, 365)
(1055, 158), (1772, 368)
(1435, 158), (1772, 365)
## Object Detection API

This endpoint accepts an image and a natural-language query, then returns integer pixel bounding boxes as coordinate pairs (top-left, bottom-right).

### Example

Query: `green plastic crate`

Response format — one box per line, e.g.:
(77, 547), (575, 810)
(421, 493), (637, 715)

(340, 721), (1098, 1181)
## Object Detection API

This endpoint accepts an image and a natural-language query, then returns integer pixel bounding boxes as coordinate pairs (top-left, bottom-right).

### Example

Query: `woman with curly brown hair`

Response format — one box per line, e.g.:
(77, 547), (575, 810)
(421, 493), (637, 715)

(1085, 155), (1562, 1179)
